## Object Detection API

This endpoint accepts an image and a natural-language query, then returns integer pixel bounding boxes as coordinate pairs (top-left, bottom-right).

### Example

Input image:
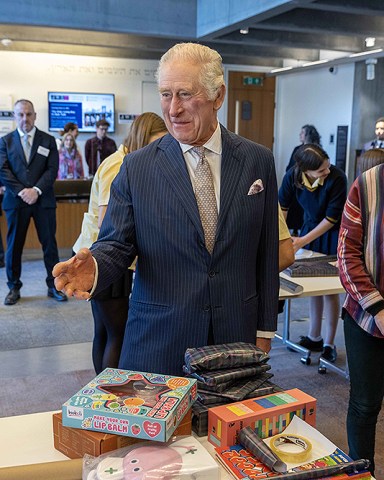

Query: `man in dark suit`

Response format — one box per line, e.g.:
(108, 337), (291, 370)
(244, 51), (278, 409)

(362, 117), (384, 152)
(53, 43), (279, 376)
(0, 99), (67, 305)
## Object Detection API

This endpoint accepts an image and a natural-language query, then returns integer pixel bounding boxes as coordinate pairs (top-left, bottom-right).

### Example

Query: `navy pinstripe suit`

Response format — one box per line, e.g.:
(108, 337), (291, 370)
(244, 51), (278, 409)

(91, 125), (279, 375)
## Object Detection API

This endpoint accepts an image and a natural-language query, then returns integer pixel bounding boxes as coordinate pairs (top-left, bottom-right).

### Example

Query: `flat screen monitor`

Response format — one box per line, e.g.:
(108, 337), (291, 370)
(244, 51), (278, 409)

(48, 92), (115, 133)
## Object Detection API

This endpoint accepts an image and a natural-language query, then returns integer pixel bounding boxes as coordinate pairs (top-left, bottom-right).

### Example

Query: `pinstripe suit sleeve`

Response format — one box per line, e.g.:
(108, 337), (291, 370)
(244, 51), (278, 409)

(90, 155), (138, 295)
(255, 148), (279, 333)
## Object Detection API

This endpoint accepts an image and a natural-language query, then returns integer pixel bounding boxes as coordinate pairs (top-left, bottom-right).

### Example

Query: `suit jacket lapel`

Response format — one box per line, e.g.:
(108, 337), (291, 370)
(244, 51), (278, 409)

(157, 135), (205, 242)
(29, 128), (41, 164)
(216, 126), (244, 237)
(12, 130), (28, 165)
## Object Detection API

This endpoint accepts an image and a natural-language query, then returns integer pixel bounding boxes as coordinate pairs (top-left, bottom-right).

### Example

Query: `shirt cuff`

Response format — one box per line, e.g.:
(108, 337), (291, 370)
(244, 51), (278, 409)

(256, 330), (275, 339)
(33, 186), (42, 195)
(87, 257), (99, 300)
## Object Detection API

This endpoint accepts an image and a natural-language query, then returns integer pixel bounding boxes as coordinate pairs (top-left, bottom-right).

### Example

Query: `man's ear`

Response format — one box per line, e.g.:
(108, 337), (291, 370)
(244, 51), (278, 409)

(213, 85), (226, 111)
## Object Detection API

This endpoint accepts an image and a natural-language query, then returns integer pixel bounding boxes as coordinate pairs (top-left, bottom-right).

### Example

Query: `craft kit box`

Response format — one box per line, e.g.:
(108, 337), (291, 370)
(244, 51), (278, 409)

(62, 368), (197, 443)
(208, 388), (316, 448)
(53, 409), (192, 458)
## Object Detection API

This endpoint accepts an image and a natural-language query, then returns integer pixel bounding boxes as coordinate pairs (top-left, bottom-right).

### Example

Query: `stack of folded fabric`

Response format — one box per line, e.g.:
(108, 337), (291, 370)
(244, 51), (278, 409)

(183, 342), (281, 436)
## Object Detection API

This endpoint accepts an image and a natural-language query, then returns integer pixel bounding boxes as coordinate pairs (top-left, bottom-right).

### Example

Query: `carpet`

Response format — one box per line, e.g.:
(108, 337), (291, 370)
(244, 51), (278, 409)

(0, 259), (93, 350)
(0, 369), (96, 417)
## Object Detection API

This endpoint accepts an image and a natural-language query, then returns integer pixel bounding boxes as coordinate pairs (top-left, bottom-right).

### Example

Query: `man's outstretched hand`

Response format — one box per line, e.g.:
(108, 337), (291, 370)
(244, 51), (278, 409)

(53, 248), (96, 300)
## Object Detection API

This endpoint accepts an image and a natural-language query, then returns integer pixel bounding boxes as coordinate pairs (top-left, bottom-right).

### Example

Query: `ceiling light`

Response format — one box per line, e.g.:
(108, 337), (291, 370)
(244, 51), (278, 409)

(1, 38), (12, 47)
(301, 59), (329, 67)
(270, 66), (293, 73)
(365, 37), (376, 48)
(349, 48), (383, 58)
(240, 28), (249, 35)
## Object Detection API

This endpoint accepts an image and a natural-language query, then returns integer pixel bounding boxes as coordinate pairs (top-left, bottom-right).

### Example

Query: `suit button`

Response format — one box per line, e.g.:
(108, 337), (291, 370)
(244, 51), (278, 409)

(203, 305), (210, 312)
(208, 270), (216, 277)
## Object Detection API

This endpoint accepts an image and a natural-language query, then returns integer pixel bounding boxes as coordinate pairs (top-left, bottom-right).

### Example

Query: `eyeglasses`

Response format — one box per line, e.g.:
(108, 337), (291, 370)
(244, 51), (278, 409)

(98, 127), (108, 131)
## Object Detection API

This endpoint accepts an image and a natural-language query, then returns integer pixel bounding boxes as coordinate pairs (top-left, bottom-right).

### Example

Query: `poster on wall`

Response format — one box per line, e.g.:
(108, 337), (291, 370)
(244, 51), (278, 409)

(0, 94), (14, 136)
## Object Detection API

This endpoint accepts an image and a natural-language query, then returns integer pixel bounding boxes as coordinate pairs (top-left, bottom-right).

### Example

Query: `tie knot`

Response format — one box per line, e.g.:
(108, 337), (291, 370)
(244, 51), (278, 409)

(192, 146), (205, 159)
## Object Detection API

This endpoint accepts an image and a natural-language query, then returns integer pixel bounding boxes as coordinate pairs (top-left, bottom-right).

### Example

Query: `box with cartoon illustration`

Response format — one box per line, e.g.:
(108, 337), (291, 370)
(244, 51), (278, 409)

(62, 368), (197, 442)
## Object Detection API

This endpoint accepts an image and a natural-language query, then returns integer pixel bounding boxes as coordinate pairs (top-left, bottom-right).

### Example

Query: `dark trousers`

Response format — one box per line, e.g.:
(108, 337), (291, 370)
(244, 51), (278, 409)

(91, 270), (133, 374)
(5, 205), (60, 290)
(343, 311), (384, 476)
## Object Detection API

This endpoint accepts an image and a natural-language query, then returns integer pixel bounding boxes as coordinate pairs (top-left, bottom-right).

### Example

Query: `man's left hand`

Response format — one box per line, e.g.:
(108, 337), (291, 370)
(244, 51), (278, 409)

(19, 188), (38, 205)
(256, 337), (271, 353)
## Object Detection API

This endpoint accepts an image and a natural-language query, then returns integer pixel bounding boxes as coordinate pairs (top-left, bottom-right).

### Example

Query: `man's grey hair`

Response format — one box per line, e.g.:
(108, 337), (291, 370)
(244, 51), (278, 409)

(156, 42), (225, 101)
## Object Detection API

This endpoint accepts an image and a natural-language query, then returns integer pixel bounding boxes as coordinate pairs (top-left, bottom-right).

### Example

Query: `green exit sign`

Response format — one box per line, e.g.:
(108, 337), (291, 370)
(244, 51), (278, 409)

(243, 76), (264, 86)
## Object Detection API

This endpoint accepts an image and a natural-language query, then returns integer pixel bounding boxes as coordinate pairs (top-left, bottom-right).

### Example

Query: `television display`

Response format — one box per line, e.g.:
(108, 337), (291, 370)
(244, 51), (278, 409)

(48, 92), (115, 133)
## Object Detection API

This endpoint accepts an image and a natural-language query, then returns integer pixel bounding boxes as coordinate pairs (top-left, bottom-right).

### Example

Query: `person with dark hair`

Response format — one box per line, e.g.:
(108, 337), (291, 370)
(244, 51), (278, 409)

(0, 99), (67, 305)
(285, 125), (322, 235)
(357, 147), (384, 176)
(53, 42), (279, 377)
(73, 112), (167, 374)
(279, 144), (347, 362)
(286, 124), (321, 172)
(362, 117), (384, 152)
(84, 119), (117, 176)
(338, 163), (384, 477)
(57, 132), (84, 179)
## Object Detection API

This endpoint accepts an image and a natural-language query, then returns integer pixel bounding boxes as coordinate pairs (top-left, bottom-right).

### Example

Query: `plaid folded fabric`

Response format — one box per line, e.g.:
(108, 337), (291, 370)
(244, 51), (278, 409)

(188, 363), (271, 387)
(239, 426), (287, 473)
(245, 380), (283, 398)
(197, 378), (236, 392)
(197, 391), (230, 405)
(191, 399), (223, 437)
(198, 373), (274, 402)
(284, 255), (339, 277)
(184, 342), (269, 373)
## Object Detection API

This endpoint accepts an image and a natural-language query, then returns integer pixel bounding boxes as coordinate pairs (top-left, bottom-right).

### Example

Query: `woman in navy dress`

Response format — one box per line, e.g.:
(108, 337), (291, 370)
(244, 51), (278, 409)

(279, 144), (347, 362)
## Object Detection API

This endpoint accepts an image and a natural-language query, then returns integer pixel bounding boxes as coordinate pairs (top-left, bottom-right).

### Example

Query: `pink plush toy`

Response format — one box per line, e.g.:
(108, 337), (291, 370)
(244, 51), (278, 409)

(123, 444), (181, 479)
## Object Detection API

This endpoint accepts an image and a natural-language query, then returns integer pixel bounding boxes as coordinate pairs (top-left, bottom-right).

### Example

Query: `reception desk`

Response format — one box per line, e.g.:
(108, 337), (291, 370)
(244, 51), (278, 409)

(0, 179), (92, 251)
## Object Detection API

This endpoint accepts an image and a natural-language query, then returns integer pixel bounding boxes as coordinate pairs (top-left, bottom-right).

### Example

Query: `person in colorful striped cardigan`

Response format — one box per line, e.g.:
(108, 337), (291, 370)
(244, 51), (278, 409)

(338, 162), (384, 477)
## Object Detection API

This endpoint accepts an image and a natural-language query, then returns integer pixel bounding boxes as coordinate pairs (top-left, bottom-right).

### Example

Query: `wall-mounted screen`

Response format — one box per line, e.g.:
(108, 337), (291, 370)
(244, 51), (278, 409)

(48, 92), (115, 133)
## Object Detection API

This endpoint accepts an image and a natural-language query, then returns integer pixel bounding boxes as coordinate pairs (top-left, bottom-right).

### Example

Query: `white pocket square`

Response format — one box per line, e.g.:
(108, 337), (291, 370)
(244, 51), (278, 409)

(247, 179), (264, 195)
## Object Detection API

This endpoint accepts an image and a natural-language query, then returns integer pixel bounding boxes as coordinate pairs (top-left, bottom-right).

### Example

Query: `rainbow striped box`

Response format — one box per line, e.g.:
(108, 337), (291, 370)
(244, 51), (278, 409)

(208, 388), (316, 449)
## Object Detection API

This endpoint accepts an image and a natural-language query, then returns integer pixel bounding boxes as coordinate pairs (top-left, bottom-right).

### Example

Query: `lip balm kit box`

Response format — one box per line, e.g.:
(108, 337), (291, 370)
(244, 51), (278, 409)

(208, 388), (316, 448)
(62, 368), (197, 442)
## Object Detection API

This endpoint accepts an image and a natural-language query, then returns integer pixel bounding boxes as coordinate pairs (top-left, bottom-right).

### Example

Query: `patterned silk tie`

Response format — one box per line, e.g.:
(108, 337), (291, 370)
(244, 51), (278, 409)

(23, 133), (31, 162)
(193, 146), (218, 254)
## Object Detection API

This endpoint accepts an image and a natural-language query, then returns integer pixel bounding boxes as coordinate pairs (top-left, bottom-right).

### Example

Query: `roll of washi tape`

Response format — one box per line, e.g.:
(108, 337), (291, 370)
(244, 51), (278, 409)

(269, 434), (312, 463)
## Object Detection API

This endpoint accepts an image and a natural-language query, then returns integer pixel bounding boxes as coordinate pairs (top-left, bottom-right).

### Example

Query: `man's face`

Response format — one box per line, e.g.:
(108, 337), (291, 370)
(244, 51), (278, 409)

(375, 121), (384, 140)
(96, 125), (108, 139)
(158, 60), (225, 146)
(14, 102), (36, 133)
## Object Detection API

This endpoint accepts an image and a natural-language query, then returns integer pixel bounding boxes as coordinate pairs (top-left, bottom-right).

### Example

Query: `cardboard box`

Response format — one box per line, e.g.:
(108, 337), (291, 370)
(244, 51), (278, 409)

(53, 409), (192, 459)
(208, 388), (316, 448)
(62, 368), (197, 442)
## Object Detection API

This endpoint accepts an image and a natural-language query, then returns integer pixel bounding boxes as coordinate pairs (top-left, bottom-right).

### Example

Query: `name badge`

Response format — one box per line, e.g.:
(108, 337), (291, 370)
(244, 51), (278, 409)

(37, 145), (50, 157)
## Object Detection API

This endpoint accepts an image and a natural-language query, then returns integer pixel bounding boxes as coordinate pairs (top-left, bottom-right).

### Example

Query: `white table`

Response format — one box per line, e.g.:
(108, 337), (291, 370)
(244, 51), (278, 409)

(0, 410), (232, 479)
(278, 271), (348, 377)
